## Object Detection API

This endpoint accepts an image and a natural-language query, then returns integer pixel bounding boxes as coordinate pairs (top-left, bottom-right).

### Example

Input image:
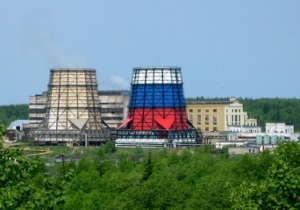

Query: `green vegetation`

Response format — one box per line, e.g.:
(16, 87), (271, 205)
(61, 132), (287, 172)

(0, 121), (73, 209)
(186, 97), (300, 131)
(240, 98), (300, 131)
(2, 131), (300, 209)
(0, 104), (28, 126)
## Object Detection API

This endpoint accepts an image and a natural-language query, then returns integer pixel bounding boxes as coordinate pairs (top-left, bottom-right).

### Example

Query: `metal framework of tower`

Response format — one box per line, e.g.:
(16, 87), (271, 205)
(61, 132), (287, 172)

(30, 68), (109, 144)
(116, 66), (200, 147)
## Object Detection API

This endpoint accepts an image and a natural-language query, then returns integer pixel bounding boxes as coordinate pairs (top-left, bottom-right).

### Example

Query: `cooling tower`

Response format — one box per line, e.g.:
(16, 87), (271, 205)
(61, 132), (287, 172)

(31, 68), (107, 144)
(45, 68), (102, 130)
(116, 66), (198, 147)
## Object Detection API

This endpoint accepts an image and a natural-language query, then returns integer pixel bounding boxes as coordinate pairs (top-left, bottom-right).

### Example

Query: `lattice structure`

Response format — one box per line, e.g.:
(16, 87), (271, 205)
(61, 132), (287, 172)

(30, 68), (106, 144)
(45, 69), (102, 130)
(116, 67), (199, 147)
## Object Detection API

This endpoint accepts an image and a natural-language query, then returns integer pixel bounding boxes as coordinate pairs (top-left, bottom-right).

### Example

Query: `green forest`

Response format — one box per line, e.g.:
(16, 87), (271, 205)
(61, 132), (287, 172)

(1, 119), (300, 209)
(1, 97), (300, 131)
(0, 104), (28, 126)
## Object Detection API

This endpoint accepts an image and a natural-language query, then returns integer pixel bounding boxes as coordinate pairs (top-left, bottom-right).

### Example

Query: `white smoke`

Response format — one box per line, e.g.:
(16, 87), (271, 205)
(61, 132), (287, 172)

(107, 75), (130, 90)
(21, 10), (89, 68)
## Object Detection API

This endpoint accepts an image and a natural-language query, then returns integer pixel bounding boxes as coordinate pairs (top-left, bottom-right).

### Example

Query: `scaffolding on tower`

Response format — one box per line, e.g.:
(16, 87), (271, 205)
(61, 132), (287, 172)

(29, 68), (109, 145)
(116, 66), (201, 148)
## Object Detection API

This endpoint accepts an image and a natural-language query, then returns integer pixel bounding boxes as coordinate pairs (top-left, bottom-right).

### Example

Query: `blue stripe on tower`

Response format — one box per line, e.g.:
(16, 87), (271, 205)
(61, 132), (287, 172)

(130, 84), (185, 108)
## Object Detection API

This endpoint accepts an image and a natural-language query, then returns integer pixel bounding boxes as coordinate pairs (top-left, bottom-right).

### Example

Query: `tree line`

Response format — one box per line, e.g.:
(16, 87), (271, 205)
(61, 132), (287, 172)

(0, 104), (28, 126)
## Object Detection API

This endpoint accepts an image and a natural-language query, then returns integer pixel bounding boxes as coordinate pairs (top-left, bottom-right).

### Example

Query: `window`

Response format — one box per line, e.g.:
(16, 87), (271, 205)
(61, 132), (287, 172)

(205, 122), (209, 125)
(189, 115), (193, 121)
(197, 109), (201, 112)
(189, 109), (193, 112)
(205, 109), (209, 112)
(213, 127), (217, 131)
(205, 115), (209, 121)
(29, 109), (46, 113)
(197, 115), (201, 121)
(102, 117), (123, 120)
(213, 109), (217, 112)
(213, 122), (217, 125)
(213, 114), (217, 121)
(205, 127), (209, 131)
(197, 122), (201, 125)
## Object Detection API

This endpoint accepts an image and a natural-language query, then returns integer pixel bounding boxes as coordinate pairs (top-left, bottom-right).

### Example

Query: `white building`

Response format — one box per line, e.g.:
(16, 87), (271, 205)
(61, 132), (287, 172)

(266, 123), (294, 134)
(228, 125), (262, 133)
(224, 97), (257, 130)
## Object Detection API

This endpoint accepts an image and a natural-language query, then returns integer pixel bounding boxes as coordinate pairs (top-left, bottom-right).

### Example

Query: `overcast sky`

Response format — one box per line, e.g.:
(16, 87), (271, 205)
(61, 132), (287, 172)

(0, 1), (299, 105)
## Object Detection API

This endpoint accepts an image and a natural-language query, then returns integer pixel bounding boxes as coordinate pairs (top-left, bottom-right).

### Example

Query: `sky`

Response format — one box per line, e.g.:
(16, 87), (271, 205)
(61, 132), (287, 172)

(0, 1), (299, 105)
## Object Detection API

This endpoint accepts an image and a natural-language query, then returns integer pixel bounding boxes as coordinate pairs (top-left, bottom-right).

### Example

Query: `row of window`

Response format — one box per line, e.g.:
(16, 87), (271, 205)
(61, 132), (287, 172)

(189, 115), (218, 121)
(29, 117), (44, 121)
(197, 127), (218, 131)
(102, 117), (123, 121)
(100, 108), (123, 113)
(226, 109), (241, 113)
(29, 109), (46, 113)
(226, 115), (247, 122)
(195, 122), (218, 125)
(189, 109), (217, 113)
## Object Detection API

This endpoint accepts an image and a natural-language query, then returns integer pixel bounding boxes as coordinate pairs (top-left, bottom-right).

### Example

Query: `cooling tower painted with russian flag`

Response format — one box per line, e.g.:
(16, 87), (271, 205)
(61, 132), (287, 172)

(116, 67), (198, 147)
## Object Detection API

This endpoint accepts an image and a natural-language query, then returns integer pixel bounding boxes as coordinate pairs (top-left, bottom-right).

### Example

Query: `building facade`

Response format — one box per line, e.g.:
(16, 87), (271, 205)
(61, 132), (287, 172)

(28, 90), (130, 130)
(99, 90), (130, 128)
(186, 98), (257, 132)
(266, 123), (294, 133)
(27, 92), (47, 129)
(228, 125), (262, 133)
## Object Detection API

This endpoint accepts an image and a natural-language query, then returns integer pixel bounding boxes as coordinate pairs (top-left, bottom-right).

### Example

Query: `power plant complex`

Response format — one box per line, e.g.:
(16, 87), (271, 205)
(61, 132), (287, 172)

(26, 67), (200, 147)
(18, 66), (297, 151)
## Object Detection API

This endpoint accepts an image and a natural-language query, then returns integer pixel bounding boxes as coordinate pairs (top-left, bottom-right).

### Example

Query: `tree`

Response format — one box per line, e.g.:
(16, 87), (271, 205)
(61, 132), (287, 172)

(0, 121), (6, 148)
(104, 141), (117, 153)
(0, 121), (72, 209)
(231, 142), (300, 210)
(141, 150), (153, 182)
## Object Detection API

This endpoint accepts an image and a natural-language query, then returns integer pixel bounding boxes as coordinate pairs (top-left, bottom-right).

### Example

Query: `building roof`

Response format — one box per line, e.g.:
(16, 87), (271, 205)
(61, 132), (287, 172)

(8, 120), (29, 129)
(98, 90), (130, 95)
(186, 101), (232, 104)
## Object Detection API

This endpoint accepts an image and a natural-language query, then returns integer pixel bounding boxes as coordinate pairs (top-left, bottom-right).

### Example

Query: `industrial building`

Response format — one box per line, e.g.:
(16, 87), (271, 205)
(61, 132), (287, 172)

(228, 125), (262, 133)
(116, 66), (200, 147)
(186, 97), (257, 132)
(215, 123), (299, 155)
(25, 69), (133, 145)
(266, 123), (294, 133)
(99, 90), (130, 128)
